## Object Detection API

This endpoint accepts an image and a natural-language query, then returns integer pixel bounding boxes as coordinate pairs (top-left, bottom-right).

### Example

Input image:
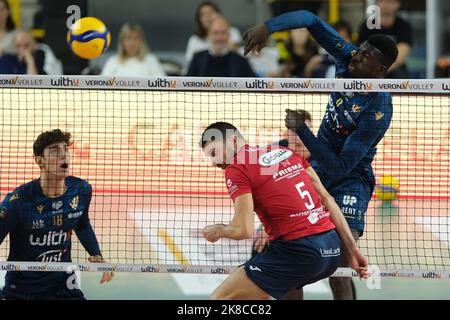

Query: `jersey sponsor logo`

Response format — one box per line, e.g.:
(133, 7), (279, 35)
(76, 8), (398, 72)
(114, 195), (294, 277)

(341, 206), (357, 216)
(52, 201), (63, 210)
(249, 265), (262, 272)
(352, 104), (362, 113)
(343, 195), (357, 206)
(32, 219), (45, 229)
(290, 206), (325, 218)
(70, 196), (79, 209)
(375, 112), (384, 120)
(308, 212), (319, 224)
(226, 179), (233, 187)
(272, 163), (304, 180)
(9, 193), (19, 201)
(36, 205), (44, 214)
(29, 230), (72, 247)
(68, 210), (83, 219)
(0, 207), (6, 219)
(227, 184), (238, 195)
(258, 149), (293, 167)
(37, 249), (64, 262)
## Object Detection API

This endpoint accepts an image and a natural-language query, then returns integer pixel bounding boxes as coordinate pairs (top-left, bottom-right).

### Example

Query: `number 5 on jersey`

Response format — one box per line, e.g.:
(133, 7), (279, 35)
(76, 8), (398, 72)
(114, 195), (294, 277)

(295, 182), (315, 210)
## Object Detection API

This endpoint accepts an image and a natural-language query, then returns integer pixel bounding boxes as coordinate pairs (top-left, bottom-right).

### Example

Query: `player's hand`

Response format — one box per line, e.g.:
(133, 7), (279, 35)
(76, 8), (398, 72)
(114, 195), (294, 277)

(203, 224), (224, 243)
(285, 109), (306, 131)
(88, 255), (115, 284)
(243, 24), (270, 56)
(348, 248), (369, 279)
(253, 228), (269, 253)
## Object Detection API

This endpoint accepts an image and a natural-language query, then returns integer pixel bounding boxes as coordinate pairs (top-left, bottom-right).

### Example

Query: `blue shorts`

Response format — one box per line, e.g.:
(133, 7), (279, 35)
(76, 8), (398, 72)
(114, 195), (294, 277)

(1, 285), (85, 300)
(329, 177), (373, 236)
(244, 229), (341, 299)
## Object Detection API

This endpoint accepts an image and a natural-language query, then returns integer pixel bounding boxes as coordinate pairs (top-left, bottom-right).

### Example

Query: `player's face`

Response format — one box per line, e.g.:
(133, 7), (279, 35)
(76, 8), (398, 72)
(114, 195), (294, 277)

(348, 42), (387, 78)
(123, 31), (142, 57)
(40, 142), (71, 179)
(203, 140), (235, 170)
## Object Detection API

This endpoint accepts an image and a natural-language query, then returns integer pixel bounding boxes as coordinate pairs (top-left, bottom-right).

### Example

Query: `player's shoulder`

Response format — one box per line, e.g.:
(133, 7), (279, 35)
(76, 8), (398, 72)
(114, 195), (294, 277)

(1, 179), (39, 206)
(66, 176), (92, 193)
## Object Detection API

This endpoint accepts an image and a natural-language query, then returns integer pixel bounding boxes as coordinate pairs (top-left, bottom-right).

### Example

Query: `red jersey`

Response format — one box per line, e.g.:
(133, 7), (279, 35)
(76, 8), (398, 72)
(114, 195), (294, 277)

(225, 144), (335, 241)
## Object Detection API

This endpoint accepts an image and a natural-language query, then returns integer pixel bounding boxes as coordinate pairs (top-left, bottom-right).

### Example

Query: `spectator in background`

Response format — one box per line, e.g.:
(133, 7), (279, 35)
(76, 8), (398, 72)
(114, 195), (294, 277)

(185, 1), (242, 65)
(278, 28), (318, 77)
(0, 29), (62, 75)
(0, 0), (16, 55)
(304, 20), (353, 78)
(101, 23), (166, 77)
(435, 56), (450, 78)
(357, 0), (412, 79)
(187, 17), (254, 77)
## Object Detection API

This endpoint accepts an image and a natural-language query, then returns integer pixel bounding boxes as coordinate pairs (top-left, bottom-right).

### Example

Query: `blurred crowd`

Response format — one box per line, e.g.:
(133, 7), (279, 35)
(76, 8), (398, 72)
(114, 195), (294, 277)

(0, 0), (448, 78)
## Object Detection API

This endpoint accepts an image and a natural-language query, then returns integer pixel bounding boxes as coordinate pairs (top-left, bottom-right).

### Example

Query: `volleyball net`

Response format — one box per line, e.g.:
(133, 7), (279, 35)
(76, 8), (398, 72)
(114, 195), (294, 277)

(0, 75), (449, 279)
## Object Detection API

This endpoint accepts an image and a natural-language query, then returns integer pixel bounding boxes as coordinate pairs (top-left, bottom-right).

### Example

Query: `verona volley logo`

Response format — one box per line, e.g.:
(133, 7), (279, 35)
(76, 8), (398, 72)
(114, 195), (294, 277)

(258, 149), (293, 167)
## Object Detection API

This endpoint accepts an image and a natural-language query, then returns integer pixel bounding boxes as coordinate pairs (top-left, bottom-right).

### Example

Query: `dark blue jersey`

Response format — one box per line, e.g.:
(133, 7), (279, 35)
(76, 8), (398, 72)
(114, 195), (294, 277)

(266, 11), (393, 190)
(0, 176), (101, 294)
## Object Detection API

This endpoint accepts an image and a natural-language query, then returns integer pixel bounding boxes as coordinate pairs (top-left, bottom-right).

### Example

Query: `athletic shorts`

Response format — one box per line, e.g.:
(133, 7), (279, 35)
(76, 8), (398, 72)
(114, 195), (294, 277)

(244, 229), (341, 299)
(2, 284), (85, 300)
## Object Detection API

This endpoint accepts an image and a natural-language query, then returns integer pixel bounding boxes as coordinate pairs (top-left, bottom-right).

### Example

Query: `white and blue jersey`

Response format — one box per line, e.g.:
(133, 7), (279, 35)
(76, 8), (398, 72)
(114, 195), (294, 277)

(0, 176), (100, 294)
(266, 11), (393, 233)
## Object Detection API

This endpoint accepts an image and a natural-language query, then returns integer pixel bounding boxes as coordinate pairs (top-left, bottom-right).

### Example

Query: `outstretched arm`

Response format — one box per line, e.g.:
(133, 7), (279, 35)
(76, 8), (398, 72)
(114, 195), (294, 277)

(244, 10), (355, 60)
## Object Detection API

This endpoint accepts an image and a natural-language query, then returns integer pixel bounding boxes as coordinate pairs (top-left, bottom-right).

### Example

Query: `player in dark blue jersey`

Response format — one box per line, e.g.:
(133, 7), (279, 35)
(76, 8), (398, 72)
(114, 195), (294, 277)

(0, 129), (113, 300)
(243, 10), (398, 299)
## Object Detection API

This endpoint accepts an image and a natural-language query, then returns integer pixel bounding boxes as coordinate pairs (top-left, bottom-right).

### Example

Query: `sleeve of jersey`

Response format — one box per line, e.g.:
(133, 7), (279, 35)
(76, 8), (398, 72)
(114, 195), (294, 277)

(265, 10), (356, 61)
(296, 95), (392, 184)
(0, 192), (20, 244)
(74, 184), (101, 256)
(225, 165), (252, 202)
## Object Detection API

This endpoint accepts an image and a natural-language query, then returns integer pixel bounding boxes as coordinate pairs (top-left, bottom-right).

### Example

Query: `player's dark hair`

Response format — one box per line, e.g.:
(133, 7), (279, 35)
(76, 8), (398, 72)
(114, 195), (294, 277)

(195, 1), (221, 39)
(201, 122), (242, 148)
(0, 0), (16, 31)
(367, 34), (399, 67)
(33, 129), (72, 156)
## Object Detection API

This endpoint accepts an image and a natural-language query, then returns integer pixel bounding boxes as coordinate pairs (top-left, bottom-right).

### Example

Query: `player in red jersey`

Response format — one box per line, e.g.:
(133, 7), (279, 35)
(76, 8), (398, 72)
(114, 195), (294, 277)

(201, 122), (368, 300)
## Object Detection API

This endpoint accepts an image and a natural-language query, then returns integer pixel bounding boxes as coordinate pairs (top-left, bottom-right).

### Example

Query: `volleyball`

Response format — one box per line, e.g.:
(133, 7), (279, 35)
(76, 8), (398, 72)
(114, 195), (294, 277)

(375, 174), (400, 201)
(67, 17), (111, 59)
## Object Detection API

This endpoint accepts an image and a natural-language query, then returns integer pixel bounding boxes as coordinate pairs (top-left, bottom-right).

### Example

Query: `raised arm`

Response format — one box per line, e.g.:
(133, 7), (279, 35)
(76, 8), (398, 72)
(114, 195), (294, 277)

(244, 10), (356, 61)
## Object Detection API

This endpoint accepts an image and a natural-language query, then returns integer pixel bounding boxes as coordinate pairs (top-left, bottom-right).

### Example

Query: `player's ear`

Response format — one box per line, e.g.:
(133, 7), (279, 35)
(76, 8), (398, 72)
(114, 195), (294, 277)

(34, 156), (43, 169)
(377, 64), (388, 78)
